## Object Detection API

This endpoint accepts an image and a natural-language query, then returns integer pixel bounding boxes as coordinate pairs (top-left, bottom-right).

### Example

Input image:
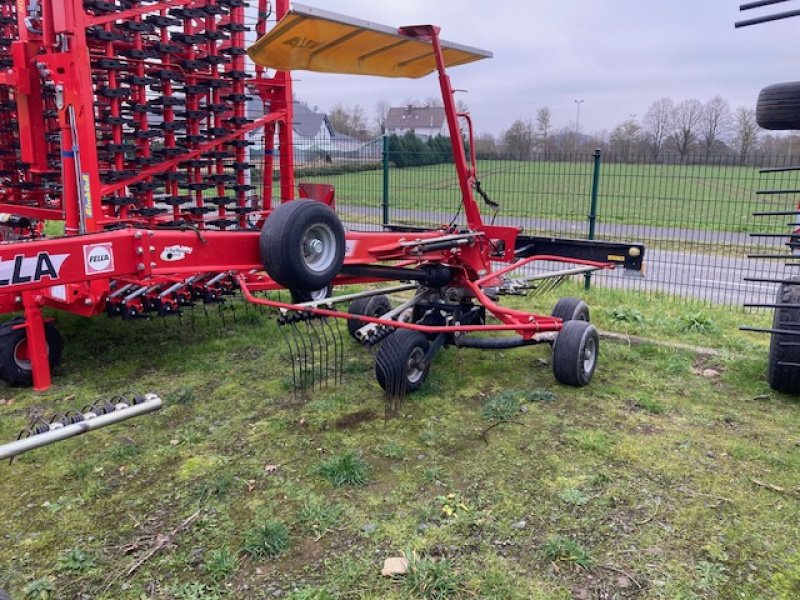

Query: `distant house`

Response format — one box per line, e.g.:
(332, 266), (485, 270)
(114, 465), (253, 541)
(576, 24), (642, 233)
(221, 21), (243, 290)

(246, 99), (378, 164)
(385, 106), (447, 139)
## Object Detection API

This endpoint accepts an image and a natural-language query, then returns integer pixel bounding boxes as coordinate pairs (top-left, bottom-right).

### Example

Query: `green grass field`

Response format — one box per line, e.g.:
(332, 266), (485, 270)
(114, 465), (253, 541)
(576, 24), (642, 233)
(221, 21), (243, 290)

(294, 159), (800, 235)
(1, 284), (798, 599)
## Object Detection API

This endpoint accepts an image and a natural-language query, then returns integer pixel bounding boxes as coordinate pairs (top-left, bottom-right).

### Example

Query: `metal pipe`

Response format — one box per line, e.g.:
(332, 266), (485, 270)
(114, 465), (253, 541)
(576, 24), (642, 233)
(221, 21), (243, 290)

(740, 0), (793, 11)
(289, 283), (418, 309)
(0, 395), (162, 460)
(354, 291), (425, 340)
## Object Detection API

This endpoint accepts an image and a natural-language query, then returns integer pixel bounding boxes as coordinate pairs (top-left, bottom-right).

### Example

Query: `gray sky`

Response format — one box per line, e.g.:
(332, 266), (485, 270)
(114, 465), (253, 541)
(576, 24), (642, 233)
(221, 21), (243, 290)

(284, 1), (800, 137)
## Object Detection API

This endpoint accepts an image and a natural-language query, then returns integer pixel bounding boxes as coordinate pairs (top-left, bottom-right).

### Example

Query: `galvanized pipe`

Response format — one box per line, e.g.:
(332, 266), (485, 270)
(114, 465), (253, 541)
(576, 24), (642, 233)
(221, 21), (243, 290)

(288, 283), (418, 309)
(0, 394), (162, 460)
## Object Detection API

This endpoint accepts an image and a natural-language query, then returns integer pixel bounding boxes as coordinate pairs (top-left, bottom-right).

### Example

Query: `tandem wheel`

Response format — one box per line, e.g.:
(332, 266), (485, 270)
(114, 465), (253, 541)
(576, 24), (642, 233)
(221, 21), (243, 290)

(375, 329), (431, 394)
(347, 294), (392, 340)
(552, 320), (599, 387)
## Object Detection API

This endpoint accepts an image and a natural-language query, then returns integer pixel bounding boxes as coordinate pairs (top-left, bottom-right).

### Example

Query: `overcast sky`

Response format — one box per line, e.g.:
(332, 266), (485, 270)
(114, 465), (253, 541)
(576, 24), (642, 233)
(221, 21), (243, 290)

(282, 0), (800, 137)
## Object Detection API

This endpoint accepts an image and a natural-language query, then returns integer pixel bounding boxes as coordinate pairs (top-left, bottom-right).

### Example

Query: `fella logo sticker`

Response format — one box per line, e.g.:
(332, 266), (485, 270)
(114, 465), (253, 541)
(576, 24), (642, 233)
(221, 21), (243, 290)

(0, 253), (69, 287)
(83, 243), (114, 275)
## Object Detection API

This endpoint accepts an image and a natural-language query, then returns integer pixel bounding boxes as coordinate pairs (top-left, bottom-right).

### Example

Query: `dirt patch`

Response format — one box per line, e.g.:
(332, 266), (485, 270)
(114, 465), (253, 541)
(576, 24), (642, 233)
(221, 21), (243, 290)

(335, 408), (377, 429)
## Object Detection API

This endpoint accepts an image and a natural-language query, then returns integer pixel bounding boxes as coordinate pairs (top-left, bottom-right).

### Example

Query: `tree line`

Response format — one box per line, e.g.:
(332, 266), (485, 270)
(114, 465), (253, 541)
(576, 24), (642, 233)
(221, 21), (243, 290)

(489, 97), (790, 164)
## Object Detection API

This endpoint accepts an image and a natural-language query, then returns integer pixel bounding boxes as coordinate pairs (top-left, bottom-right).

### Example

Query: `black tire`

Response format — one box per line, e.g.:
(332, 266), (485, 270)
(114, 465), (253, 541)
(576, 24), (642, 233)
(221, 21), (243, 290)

(552, 320), (599, 387)
(347, 295), (392, 340)
(0, 318), (64, 387)
(260, 200), (345, 291)
(551, 297), (590, 322)
(757, 81), (800, 130)
(375, 329), (430, 394)
(767, 280), (800, 393)
(290, 285), (333, 304)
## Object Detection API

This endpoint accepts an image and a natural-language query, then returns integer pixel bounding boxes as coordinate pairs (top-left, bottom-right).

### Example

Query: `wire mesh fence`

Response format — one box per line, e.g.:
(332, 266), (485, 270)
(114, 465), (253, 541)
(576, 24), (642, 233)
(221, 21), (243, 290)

(289, 138), (800, 307)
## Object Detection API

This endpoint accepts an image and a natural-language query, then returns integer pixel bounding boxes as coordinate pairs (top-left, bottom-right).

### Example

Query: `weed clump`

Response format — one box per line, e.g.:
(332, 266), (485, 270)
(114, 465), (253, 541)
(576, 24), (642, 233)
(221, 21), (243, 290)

(540, 535), (592, 568)
(204, 547), (237, 582)
(314, 451), (369, 487)
(296, 496), (343, 539)
(481, 392), (521, 421)
(403, 550), (463, 599)
(242, 520), (289, 558)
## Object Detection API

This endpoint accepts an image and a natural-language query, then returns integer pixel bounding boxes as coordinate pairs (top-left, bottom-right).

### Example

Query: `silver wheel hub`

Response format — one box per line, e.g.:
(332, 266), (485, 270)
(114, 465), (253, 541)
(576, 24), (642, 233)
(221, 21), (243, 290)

(583, 338), (597, 373)
(302, 223), (337, 273)
(407, 347), (425, 384)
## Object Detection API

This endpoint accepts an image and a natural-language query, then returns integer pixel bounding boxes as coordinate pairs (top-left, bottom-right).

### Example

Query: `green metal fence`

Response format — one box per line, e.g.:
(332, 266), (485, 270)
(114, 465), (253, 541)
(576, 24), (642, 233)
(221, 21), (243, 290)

(293, 138), (800, 307)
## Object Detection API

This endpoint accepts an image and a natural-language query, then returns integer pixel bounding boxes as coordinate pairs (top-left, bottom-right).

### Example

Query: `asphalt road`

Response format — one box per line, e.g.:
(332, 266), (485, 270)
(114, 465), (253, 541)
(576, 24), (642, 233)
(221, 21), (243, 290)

(340, 206), (788, 307)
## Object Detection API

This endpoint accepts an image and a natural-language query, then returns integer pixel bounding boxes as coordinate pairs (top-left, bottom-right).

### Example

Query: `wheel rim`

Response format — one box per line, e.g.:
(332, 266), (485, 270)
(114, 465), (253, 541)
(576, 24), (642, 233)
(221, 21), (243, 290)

(13, 339), (48, 371)
(309, 287), (329, 301)
(582, 337), (597, 374)
(301, 223), (337, 274)
(406, 346), (426, 384)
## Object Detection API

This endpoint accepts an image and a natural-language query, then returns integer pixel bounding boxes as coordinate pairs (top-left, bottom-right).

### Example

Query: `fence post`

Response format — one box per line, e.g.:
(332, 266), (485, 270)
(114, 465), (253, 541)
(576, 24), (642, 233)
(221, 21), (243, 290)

(382, 134), (390, 226)
(585, 148), (602, 291)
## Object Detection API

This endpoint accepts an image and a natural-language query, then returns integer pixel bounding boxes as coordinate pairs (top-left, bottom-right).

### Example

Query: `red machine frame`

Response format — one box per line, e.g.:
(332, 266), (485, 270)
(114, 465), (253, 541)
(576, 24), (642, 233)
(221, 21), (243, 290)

(0, 0), (644, 392)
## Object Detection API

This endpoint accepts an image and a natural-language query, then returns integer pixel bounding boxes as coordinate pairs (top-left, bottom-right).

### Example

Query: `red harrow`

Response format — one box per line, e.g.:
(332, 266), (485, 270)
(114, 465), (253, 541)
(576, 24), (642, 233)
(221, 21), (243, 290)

(0, 1), (644, 458)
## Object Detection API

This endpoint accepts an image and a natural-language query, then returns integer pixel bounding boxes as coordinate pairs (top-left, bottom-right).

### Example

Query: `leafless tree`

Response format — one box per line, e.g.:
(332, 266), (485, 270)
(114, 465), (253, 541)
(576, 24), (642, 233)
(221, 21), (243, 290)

(734, 106), (760, 164)
(610, 118), (642, 161)
(374, 100), (390, 135)
(328, 102), (368, 140)
(474, 132), (498, 156)
(667, 99), (704, 159)
(502, 119), (534, 160)
(643, 98), (674, 160)
(535, 106), (552, 154)
(701, 95), (732, 158)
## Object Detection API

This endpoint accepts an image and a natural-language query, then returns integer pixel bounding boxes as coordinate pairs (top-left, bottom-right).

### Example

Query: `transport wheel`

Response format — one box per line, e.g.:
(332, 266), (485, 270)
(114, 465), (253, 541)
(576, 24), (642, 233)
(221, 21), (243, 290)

(375, 329), (430, 394)
(347, 295), (392, 340)
(0, 318), (64, 387)
(552, 320), (599, 387)
(260, 200), (345, 291)
(551, 297), (590, 322)
(767, 280), (800, 393)
(290, 285), (333, 304)
(756, 81), (800, 130)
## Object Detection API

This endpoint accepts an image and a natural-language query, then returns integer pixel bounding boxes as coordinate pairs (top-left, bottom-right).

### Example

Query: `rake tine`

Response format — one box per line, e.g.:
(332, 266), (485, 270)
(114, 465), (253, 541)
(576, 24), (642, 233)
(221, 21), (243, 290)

(218, 303), (226, 327)
(230, 302), (237, 323)
(294, 321), (312, 390)
(305, 320), (323, 389)
(327, 317), (344, 385)
(317, 319), (331, 387)
(279, 320), (299, 394)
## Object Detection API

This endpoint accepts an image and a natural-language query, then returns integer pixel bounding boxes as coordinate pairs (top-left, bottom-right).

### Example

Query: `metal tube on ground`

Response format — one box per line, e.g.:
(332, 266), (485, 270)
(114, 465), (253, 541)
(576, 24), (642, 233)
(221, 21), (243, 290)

(0, 395), (163, 461)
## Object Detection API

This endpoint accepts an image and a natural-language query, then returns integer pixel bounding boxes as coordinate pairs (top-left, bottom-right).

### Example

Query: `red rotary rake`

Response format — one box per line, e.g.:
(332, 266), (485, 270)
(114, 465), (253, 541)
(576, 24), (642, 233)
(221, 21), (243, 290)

(0, 1), (644, 458)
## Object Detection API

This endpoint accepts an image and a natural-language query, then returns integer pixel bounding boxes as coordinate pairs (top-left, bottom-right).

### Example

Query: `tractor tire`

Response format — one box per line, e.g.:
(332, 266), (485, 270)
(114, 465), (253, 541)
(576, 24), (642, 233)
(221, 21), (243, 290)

(552, 320), (599, 387)
(551, 297), (590, 322)
(767, 280), (800, 393)
(260, 200), (345, 292)
(0, 318), (64, 387)
(347, 295), (392, 340)
(375, 329), (430, 394)
(756, 81), (800, 130)
(290, 286), (333, 304)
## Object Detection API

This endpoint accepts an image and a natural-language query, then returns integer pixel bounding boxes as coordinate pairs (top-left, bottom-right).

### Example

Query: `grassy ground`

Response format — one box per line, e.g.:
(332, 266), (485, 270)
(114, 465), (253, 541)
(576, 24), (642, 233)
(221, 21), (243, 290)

(295, 159), (800, 235)
(0, 284), (798, 600)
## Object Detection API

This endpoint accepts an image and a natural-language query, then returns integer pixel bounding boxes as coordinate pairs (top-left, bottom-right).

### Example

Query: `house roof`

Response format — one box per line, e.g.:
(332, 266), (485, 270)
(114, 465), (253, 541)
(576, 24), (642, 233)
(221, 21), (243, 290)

(385, 106), (446, 130)
(292, 102), (333, 139)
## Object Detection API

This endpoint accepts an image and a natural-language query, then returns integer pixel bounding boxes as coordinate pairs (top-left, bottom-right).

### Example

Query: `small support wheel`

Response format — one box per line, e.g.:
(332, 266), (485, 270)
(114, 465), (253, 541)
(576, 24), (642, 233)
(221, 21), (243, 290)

(552, 320), (598, 387)
(0, 318), (64, 387)
(767, 280), (800, 393)
(347, 294), (392, 340)
(375, 329), (430, 394)
(290, 285), (333, 304)
(551, 297), (590, 322)
(260, 200), (345, 291)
